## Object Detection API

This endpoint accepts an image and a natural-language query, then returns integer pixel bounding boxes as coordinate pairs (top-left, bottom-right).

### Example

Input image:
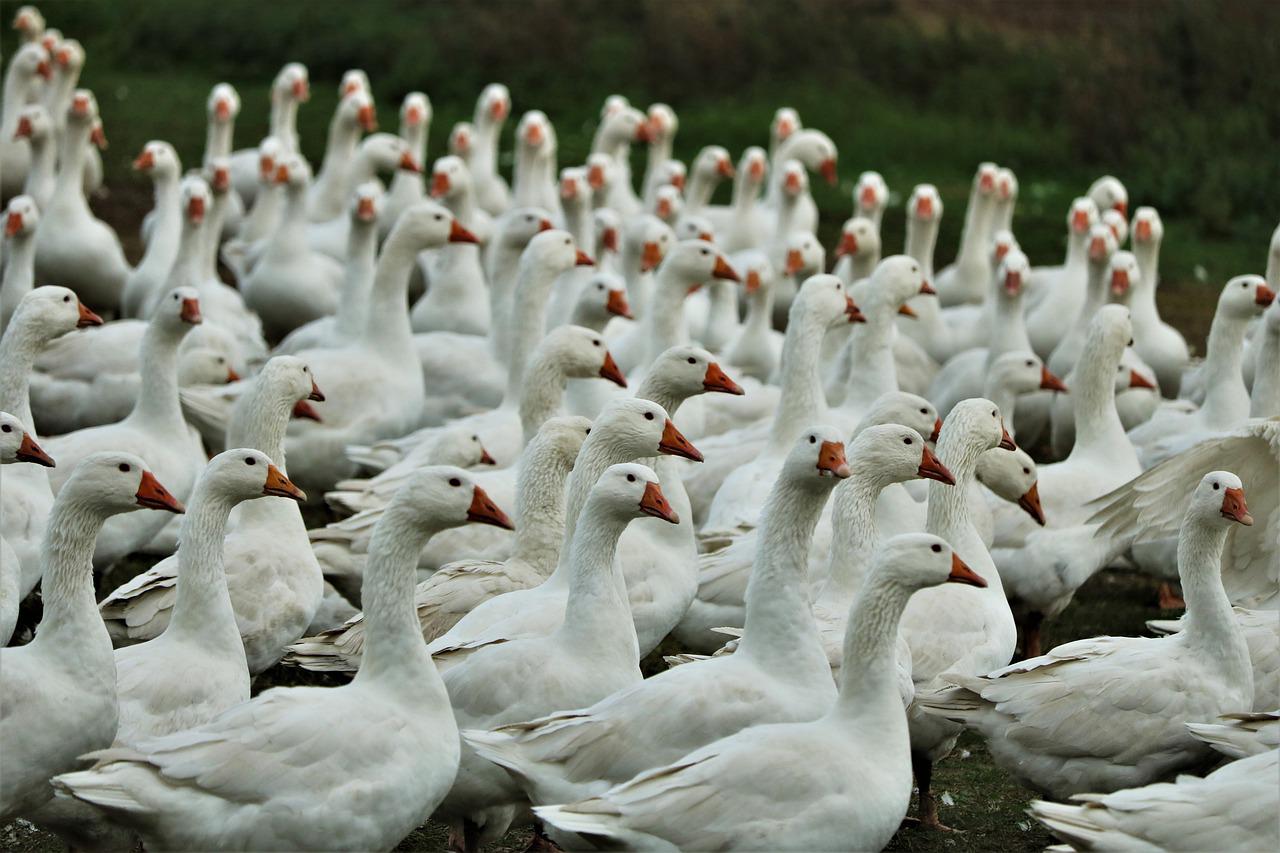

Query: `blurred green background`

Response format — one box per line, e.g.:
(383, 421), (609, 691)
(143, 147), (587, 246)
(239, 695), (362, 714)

(6, 0), (1279, 347)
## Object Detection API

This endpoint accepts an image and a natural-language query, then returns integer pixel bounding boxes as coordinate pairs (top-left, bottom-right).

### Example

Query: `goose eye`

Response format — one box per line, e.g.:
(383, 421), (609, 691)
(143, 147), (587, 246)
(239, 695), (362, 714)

(119, 463), (131, 472)
(644, 412), (654, 420)
(0, 424), (10, 432)
(626, 474), (635, 482)
(931, 543), (942, 553)
(1212, 482), (1220, 490)
(449, 477), (462, 487)
(687, 357), (696, 364)
(245, 457), (256, 465)
(904, 437), (913, 445)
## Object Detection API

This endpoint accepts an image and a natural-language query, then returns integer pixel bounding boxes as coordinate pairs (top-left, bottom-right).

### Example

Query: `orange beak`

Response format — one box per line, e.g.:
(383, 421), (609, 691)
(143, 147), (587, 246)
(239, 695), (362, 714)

(703, 362), (744, 395)
(15, 432), (54, 467)
(898, 304), (918, 319)
(187, 196), (206, 225)
(658, 418), (702, 462)
(930, 417), (942, 443)
(1018, 481), (1046, 526)
(575, 250), (595, 267)
(1040, 365), (1068, 393)
(947, 552), (987, 587)
(819, 158), (838, 186)
(133, 149), (155, 172)
(845, 296), (866, 323)
(641, 241), (663, 272)
(180, 297), (203, 324)
(999, 422), (1017, 451)
(135, 470), (186, 514)
(5, 212), (23, 236)
(917, 445), (955, 485)
(398, 151), (421, 173)
(639, 480), (680, 524)
(357, 104), (377, 132)
(1110, 268), (1130, 296)
(605, 288), (632, 319)
(291, 399), (322, 421)
(712, 255), (740, 282)
(836, 232), (858, 258)
(1128, 369), (1157, 391)
(449, 220), (480, 244)
(598, 351), (628, 387)
(263, 463), (306, 501)
(431, 172), (451, 198)
(1256, 284), (1276, 307)
(817, 440), (851, 478)
(77, 302), (104, 328)
(1220, 486), (1253, 526)
(468, 485), (515, 529)
(717, 158), (735, 179)
(601, 227), (619, 253)
(785, 249), (805, 275)
(357, 196), (377, 222)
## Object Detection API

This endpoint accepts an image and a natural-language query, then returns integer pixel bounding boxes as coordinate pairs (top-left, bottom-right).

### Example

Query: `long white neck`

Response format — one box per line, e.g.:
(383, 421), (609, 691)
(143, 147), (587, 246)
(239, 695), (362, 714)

(1200, 309), (1253, 425)
(0, 311), (50, 429)
(819, 472), (889, 604)
(127, 319), (189, 432)
(1177, 514), (1252, 685)
(165, 483), (245, 656)
(830, 574), (914, 731)
(555, 498), (638, 658)
(502, 261), (561, 399)
(509, 441), (574, 578)
(0, 232), (37, 334)
(203, 120), (234, 166)
(333, 220), (378, 339)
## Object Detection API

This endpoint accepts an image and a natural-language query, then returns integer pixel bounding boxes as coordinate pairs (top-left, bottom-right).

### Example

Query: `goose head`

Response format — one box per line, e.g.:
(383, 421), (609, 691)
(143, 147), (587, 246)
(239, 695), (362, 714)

(178, 175), (212, 228)
(834, 217), (879, 266)
(397, 466), (514, 531)
(909, 184), (943, 225)
(475, 83), (511, 126)
(517, 110), (555, 155)
(652, 185), (683, 224)
(941, 398), (1016, 455)
(1067, 196), (1101, 241)
(4, 195), (39, 239)
(359, 133), (417, 176)
(1131, 206), (1163, 248)
(596, 398), (703, 462)
(67, 452), (187, 517)
(853, 423), (955, 486)
(537, 324), (627, 388)
(1191, 471), (1253, 528)
(178, 348), (239, 386)
(976, 446), (1044, 526)
(1217, 274), (1275, 320)
(590, 463), (680, 525)
(400, 92), (432, 136)
(592, 208), (621, 258)
(674, 215), (714, 244)
(646, 103), (678, 147)
(560, 167), (591, 210)
(391, 201), (478, 249)
(650, 345), (744, 398)
(206, 157), (232, 196)
(9, 43), (50, 86)
(155, 286), (204, 330)
(855, 391), (941, 444)
(339, 69), (370, 99)
(10, 286), (102, 337)
(12, 104), (51, 147)
(132, 140), (180, 181)
(989, 230), (1019, 268)
(1088, 175), (1128, 219)
(523, 229), (593, 276)
(791, 273), (863, 327)
(784, 231), (826, 279)
(572, 272), (632, 326)
(348, 180), (384, 226)
(780, 129), (837, 185)
(779, 159), (809, 199)
(1102, 209), (1128, 246)
(853, 171), (888, 219)
(431, 155), (473, 202)
(785, 424), (851, 482)
(1107, 251), (1140, 302)
(996, 168), (1018, 204)
(12, 6), (44, 42)
(994, 248), (1030, 299)
(0, 410), (53, 467)
(273, 62), (310, 105)
(873, 533), (986, 591)
(203, 448), (306, 504)
(255, 136), (284, 185)
(693, 145), (735, 185)
(659, 240), (739, 290)
(207, 83), (240, 125)
(624, 215), (674, 273)
(771, 107), (801, 149)
(495, 207), (553, 251)
(338, 89), (378, 134)
(449, 122), (474, 161)
(991, 351), (1068, 397)
(587, 152), (618, 195)
(972, 162), (999, 199)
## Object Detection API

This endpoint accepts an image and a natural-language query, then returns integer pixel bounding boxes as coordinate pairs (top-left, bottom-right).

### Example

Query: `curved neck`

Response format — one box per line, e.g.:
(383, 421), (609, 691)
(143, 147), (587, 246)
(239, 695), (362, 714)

(0, 310), (48, 428)
(334, 221), (378, 338)
(0, 234), (37, 334)
(166, 486), (242, 643)
(555, 499), (636, 654)
(832, 575), (913, 722)
(129, 321), (189, 430)
(1200, 310), (1253, 423)
(769, 308), (831, 447)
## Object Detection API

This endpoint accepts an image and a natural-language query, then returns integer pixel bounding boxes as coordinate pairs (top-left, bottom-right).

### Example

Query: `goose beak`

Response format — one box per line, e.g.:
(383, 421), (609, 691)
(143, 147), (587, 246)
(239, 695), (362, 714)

(478, 446), (497, 465)
(845, 296), (866, 323)
(819, 158), (838, 186)
(930, 417), (943, 443)
(1220, 486), (1252, 525)
(291, 400), (322, 422)
(431, 172), (451, 198)
(658, 418), (702, 462)
(468, 485), (514, 530)
(77, 302), (104, 328)
(817, 440), (851, 479)
(263, 463), (306, 502)
(307, 378), (325, 401)
(605, 289), (632, 319)
(785, 249), (805, 275)
(640, 241), (663, 272)
(575, 250), (595, 267)
(1040, 366), (1068, 393)
(898, 304), (918, 319)
(639, 481), (680, 524)
(1128, 369), (1157, 391)
(180, 297), (203, 324)
(712, 255), (739, 282)
(15, 432), (54, 467)
(947, 552), (987, 587)
(448, 220), (480, 244)
(703, 362), (744, 396)
(598, 352), (628, 388)
(1256, 284), (1276, 307)
(135, 470), (185, 514)
(916, 445), (955, 485)
(1017, 481), (1046, 526)
(836, 232), (858, 258)
(999, 422), (1017, 451)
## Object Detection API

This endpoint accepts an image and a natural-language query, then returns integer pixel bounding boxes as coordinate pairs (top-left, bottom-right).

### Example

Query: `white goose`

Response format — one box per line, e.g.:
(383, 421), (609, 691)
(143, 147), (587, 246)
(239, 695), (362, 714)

(0, 409), (54, 644)
(0, 194), (40, 333)
(51, 468), (513, 852)
(0, 452), (183, 822)
(101, 357), (327, 674)
(924, 471), (1255, 799)
(534, 535), (985, 853)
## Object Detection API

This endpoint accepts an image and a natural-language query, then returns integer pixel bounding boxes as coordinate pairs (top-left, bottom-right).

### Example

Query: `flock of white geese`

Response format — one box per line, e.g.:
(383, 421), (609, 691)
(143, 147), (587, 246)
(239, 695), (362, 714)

(0, 6), (1277, 852)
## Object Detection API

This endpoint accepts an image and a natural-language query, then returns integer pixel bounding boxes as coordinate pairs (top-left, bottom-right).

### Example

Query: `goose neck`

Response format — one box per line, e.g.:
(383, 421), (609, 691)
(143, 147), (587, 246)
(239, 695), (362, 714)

(1177, 515), (1252, 680)
(165, 486), (243, 650)
(831, 575), (914, 724)
(820, 475), (886, 602)
(555, 498), (637, 655)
